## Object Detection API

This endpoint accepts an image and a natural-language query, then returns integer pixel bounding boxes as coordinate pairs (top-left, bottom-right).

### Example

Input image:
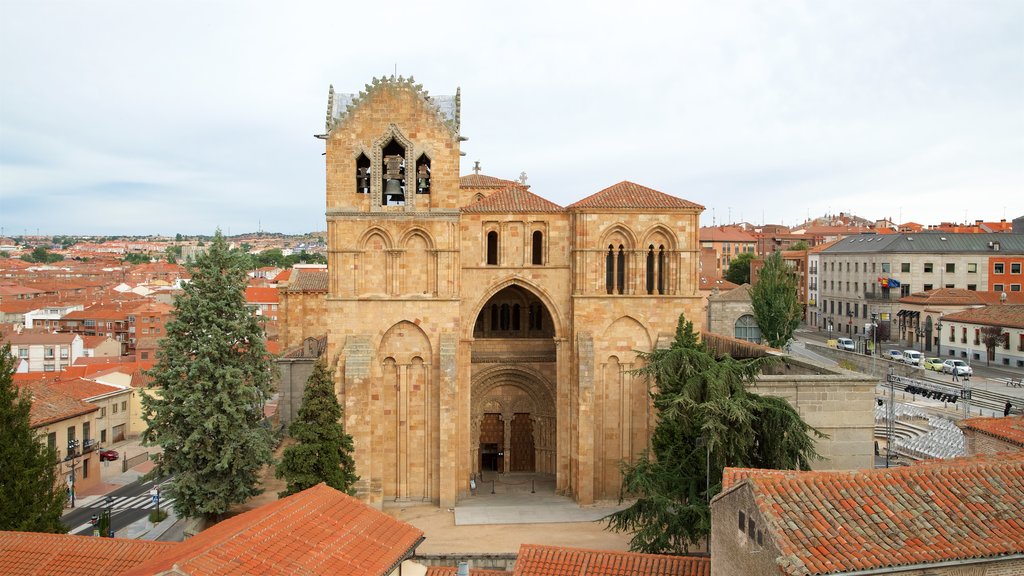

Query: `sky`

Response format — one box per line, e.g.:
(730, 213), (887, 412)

(1, 1), (1022, 237)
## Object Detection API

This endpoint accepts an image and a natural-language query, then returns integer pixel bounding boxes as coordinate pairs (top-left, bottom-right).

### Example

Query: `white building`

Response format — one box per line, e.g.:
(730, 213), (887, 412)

(7, 332), (83, 373)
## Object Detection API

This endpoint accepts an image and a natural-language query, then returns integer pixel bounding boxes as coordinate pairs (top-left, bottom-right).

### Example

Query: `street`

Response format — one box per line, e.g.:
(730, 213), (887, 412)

(62, 477), (172, 537)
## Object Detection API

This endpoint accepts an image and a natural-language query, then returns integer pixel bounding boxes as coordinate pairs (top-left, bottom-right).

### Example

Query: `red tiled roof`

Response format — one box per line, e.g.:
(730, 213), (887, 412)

(272, 269), (292, 282)
(285, 269), (328, 293)
(942, 304), (1024, 329)
(121, 483), (424, 576)
(460, 173), (521, 189)
(5, 332), (78, 345)
(0, 531), (174, 576)
(19, 380), (98, 428)
(723, 452), (1024, 575)
(698, 226), (757, 243)
(50, 377), (124, 400)
(426, 568), (509, 576)
(568, 181), (704, 210)
(961, 415), (1024, 447)
(461, 185), (563, 213)
(245, 286), (279, 304)
(899, 288), (1024, 306)
(513, 544), (710, 576)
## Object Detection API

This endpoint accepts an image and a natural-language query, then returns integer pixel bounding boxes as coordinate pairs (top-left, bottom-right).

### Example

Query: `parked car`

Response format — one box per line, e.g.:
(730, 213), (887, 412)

(923, 357), (944, 371)
(902, 350), (923, 366)
(886, 350), (904, 362)
(99, 449), (119, 462)
(942, 359), (973, 377)
(836, 338), (855, 351)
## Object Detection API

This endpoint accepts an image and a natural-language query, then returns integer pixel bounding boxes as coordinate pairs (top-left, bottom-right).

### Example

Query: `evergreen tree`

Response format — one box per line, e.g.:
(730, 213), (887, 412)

(0, 342), (67, 533)
(605, 315), (823, 554)
(750, 251), (803, 348)
(142, 230), (275, 522)
(276, 360), (358, 496)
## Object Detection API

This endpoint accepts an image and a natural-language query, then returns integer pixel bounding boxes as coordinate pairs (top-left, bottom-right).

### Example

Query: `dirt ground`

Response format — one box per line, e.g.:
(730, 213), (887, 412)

(230, 442), (631, 554)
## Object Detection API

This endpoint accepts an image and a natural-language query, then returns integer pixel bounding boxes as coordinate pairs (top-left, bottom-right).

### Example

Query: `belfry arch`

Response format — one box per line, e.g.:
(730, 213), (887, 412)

(469, 285), (558, 481)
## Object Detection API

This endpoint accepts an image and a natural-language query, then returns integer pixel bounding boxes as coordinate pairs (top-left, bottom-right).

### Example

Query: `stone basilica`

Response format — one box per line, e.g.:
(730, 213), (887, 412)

(279, 76), (705, 508)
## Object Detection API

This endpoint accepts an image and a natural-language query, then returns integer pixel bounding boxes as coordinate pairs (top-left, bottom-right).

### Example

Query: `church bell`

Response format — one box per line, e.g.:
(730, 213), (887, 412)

(384, 178), (403, 201)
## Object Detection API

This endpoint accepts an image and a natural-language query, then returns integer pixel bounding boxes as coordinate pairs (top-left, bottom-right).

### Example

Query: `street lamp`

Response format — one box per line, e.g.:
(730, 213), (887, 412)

(827, 318), (833, 342)
(936, 319), (943, 357)
(870, 313), (878, 357)
(65, 439), (80, 508)
(102, 496), (114, 538)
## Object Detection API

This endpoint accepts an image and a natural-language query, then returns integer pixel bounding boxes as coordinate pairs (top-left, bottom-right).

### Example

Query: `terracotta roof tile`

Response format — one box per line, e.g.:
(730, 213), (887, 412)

(568, 181), (704, 211)
(19, 380), (98, 428)
(121, 483), (424, 576)
(512, 544), (710, 576)
(49, 377), (124, 400)
(0, 531), (174, 576)
(285, 269), (328, 293)
(961, 415), (1024, 447)
(899, 288), (1024, 307)
(461, 185), (563, 213)
(459, 173), (522, 189)
(699, 226), (757, 242)
(426, 567), (509, 575)
(245, 286), (279, 303)
(942, 304), (1024, 329)
(726, 452), (1024, 575)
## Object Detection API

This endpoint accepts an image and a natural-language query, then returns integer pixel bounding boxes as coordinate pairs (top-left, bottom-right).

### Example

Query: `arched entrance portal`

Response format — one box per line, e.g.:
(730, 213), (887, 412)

(470, 285), (557, 478)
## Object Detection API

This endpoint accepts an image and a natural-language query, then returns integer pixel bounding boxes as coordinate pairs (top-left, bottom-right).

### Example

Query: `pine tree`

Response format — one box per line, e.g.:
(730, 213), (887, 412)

(276, 359), (358, 496)
(142, 230), (275, 522)
(605, 314), (823, 554)
(0, 342), (67, 533)
(750, 251), (803, 348)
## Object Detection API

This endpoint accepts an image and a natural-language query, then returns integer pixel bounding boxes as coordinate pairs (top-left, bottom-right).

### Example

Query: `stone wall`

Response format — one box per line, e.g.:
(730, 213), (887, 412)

(755, 356), (876, 471)
(710, 484), (783, 576)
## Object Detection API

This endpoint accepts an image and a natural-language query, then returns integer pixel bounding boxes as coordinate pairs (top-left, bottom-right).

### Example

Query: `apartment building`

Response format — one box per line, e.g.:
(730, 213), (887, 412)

(815, 233), (1024, 343)
(699, 226), (756, 277)
(8, 332), (84, 373)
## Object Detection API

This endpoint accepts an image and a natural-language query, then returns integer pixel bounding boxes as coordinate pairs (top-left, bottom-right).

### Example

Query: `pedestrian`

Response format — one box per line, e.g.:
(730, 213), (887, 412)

(952, 369), (959, 382)
(1006, 401), (1013, 417)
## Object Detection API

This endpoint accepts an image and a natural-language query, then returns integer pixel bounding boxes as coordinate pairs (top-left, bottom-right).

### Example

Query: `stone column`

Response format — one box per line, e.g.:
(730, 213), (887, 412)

(576, 332), (595, 504)
(438, 333), (459, 508)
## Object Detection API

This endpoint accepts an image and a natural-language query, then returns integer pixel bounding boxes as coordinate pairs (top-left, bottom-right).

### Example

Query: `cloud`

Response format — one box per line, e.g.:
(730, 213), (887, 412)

(1, 0), (1022, 235)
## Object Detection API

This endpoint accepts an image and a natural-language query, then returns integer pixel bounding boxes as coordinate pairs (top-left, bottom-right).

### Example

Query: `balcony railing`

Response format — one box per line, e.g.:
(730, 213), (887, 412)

(83, 439), (98, 454)
(863, 291), (899, 301)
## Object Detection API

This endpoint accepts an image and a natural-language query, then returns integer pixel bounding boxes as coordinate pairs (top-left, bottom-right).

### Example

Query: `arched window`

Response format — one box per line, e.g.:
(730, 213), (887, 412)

(490, 304), (499, 330)
(606, 245), (615, 294)
(500, 304), (510, 330)
(532, 231), (543, 265)
(381, 139), (406, 206)
(735, 315), (761, 344)
(512, 304), (521, 331)
(355, 153), (370, 194)
(646, 245), (655, 294)
(486, 231), (499, 265)
(616, 245), (626, 294)
(657, 246), (665, 294)
(415, 154), (431, 194)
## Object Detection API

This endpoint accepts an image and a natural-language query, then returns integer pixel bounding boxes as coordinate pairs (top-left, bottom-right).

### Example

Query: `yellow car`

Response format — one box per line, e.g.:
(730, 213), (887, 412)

(923, 357), (944, 371)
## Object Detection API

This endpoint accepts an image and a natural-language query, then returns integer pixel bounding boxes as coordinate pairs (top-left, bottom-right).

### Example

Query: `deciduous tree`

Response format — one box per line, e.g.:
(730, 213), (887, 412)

(750, 251), (803, 348)
(276, 360), (358, 496)
(605, 315), (823, 554)
(980, 325), (1006, 365)
(723, 252), (754, 285)
(142, 230), (275, 522)
(0, 342), (67, 533)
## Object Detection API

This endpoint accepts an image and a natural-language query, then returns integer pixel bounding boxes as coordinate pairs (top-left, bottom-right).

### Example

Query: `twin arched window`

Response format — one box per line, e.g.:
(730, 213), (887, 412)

(606, 245), (626, 294)
(645, 245), (665, 295)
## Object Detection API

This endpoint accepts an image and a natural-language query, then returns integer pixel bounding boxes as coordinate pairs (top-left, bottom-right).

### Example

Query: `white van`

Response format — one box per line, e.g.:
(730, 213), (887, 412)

(836, 338), (855, 351)
(902, 350), (922, 366)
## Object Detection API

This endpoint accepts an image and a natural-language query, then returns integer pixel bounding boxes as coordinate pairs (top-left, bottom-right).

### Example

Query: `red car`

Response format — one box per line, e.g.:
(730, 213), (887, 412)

(99, 449), (119, 462)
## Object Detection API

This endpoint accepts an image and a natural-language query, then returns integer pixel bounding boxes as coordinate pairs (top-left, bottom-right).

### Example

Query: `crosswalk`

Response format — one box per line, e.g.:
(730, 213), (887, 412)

(87, 494), (176, 511)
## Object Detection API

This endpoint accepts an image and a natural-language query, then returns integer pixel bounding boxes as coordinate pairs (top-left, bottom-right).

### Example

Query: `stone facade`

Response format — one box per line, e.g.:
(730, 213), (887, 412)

(282, 76), (706, 508)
